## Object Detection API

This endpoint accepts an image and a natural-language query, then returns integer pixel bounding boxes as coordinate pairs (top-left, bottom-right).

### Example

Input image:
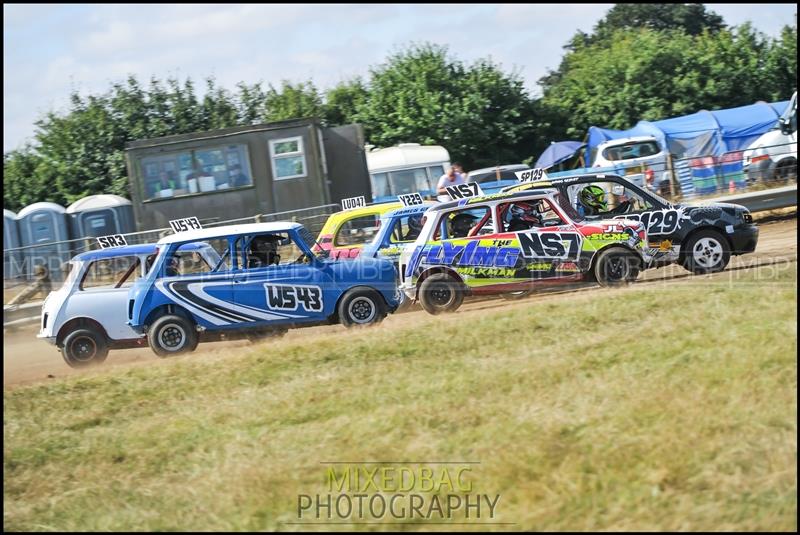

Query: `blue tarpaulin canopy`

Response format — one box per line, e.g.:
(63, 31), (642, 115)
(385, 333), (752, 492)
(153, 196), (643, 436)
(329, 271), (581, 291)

(587, 100), (790, 161)
(535, 141), (586, 169)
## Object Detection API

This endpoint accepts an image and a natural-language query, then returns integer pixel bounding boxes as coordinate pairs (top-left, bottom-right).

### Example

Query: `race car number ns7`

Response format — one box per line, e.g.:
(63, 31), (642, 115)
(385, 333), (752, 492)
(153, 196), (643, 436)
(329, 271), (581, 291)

(517, 231), (582, 259)
(169, 217), (203, 233)
(446, 183), (483, 200)
(265, 284), (323, 312)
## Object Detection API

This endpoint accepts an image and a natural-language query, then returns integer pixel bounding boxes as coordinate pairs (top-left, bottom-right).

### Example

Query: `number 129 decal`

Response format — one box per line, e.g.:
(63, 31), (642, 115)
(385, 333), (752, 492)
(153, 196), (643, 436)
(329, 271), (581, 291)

(264, 284), (323, 312)
(614, 208), (685, 235)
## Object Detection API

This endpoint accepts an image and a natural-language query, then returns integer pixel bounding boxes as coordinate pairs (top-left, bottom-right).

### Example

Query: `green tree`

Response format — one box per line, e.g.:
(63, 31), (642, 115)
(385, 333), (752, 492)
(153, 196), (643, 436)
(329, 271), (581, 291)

(261, 80), (324, 122)
(323, 78), (369, 126)
(593, 3), (725, 41)
(3, 146), (49, 211)
(355, 43), (539, 169)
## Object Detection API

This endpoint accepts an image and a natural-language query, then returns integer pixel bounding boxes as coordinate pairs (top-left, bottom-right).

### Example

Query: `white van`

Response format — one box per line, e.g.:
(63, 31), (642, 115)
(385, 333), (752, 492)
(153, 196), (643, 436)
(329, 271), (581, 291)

(592, 136), (671, 195)
(743, 91), (797, 183)
(366, 143), (450, 203)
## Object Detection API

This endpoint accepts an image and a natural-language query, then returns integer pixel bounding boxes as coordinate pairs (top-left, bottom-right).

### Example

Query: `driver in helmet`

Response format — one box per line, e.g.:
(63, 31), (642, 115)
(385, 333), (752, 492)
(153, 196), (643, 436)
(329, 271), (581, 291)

(449, 213), (478, 238)
(248, 234), (282, 268)
(578, 185), (609, 216)
(577, 184), (633, 217)
(403, 214), (424, 241)
(506, 202), (543, 232)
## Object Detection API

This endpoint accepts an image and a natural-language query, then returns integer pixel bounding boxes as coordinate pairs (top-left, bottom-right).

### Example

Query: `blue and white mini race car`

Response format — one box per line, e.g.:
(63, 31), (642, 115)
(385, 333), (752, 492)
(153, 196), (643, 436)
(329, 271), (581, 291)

(127, 222), (401, 356)
(38, 242), (219, 367)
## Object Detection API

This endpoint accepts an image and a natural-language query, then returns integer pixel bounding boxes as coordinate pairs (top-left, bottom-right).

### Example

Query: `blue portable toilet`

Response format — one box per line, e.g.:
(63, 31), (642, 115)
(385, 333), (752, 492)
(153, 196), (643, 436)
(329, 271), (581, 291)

(66, 194), (135, 239)
(4, 209), (22, 279)
(16, 202), (72, 280)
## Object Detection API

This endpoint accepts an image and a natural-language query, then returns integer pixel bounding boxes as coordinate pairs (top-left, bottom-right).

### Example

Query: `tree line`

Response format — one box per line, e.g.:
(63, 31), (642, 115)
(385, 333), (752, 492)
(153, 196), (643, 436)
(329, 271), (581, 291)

(4, 4), (797, 211)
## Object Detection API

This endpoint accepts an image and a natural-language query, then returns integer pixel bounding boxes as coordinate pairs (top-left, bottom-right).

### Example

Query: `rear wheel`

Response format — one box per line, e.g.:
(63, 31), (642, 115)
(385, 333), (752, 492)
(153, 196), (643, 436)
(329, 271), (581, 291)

(594, 248), (640, 286)
(338, 288), (387, 328)
(418, 273), (464, 314)
(681, 230), (731, 274)
(61, 328), (109, 368)
(774, 159), (797, 183)
(147, 314), (198, 357)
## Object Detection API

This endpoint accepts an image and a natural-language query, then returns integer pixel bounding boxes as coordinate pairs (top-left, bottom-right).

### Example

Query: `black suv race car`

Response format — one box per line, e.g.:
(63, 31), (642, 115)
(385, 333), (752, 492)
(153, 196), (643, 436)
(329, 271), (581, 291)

(503, 173), (758, 274)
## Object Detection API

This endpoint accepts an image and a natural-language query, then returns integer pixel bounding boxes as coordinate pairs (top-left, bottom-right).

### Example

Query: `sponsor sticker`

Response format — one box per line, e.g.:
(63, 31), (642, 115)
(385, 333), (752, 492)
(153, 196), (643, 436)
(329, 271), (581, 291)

(169, 217), (203, 233)
(96, 234), (128, 249)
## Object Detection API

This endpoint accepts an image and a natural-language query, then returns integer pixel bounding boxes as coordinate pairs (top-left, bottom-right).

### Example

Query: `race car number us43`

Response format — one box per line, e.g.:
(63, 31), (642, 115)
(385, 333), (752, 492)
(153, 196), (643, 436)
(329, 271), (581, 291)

(265, 284), (324, 312)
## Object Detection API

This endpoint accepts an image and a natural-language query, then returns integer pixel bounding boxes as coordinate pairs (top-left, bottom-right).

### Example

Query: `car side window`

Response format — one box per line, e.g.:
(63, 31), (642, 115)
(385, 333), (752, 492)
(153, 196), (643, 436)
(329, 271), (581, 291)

(240, 233), (309, 269)
(388, 215), (425, 243)
(442, 207), (491, 239)
(165, 239), (229, 276)
(568, 181), (653, 217)
(80, 256), (139, 290)
(335, 215), (381, 246)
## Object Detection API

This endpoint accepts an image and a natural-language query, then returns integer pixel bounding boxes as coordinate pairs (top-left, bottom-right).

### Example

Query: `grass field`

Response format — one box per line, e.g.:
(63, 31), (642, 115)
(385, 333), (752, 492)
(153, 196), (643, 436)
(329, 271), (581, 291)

(4, 264), (797, 531)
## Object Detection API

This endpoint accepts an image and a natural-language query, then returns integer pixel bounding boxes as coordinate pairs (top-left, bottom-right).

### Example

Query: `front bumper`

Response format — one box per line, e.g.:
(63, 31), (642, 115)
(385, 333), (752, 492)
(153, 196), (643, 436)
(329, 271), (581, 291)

(36, 333), (57, 345)
(730, 224), (759, 255)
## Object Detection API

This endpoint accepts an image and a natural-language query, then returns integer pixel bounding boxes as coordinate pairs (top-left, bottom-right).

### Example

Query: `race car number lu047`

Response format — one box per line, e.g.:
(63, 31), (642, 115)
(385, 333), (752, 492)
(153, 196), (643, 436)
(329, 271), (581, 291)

(341, 196), (366, 210)
(169, 217), (202, 233)
(96, 234), (128, 249)
(398, 192), (424, 207)
(614, 209), (683, 235)
(265, 284), (324, 312)
(446, 183), (483, 200)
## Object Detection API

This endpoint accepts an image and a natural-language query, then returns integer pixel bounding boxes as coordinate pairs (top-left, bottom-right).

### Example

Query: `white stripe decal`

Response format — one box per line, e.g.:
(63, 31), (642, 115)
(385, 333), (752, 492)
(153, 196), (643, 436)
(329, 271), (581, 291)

(188, 281), (301, 321)
(155, 280), (230, 325)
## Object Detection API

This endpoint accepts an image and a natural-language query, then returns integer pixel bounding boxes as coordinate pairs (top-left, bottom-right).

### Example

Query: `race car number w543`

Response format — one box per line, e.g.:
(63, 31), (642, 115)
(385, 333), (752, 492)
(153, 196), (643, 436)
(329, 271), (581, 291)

(265, 284), (323, 312)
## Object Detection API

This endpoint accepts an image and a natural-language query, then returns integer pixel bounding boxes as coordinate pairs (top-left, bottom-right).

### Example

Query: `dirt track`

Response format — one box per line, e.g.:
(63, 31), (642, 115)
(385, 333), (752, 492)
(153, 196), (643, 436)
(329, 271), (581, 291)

(4, 217), (796, 388)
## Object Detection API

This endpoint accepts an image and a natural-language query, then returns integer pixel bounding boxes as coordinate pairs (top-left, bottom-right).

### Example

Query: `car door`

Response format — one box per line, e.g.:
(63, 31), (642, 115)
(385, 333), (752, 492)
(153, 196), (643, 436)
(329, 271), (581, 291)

(500, 199), (583, 282)
(232, 233), (335, 325)
(68, 255), (144, 341)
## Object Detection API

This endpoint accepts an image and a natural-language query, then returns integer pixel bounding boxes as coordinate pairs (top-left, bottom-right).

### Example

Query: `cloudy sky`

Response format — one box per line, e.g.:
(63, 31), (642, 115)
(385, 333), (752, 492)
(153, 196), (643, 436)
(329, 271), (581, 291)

(3, 3), (796, 152)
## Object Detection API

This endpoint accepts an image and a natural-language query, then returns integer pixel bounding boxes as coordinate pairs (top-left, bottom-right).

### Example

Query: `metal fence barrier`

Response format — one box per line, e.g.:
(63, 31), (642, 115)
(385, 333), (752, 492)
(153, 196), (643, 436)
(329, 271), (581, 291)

(3, 203), (339, 283)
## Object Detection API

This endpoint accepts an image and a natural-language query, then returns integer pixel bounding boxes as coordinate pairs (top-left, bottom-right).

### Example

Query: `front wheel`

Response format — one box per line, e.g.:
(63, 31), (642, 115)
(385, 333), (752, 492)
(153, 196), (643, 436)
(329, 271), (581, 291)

(147, 314), (198, 357)
(338, 288), (387, 328)
(61, 328), (109, 368)
(594, 248), (640, 286)
(681, 230), (731, 274)
(418, 273), (464, 314)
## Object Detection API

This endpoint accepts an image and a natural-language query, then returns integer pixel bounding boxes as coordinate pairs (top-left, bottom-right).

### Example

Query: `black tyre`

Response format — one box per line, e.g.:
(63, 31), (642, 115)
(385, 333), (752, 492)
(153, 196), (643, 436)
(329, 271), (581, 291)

(501, 289), (534, 300)
(681, 229), (731, 274)
(594, 248), (640, 286)
(338, 287), (387, 328)
(61, 328), (109, 368)
(147, 314), (198, 357)
(418, 273), (464, 314)
(774, 159), (797, 182)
